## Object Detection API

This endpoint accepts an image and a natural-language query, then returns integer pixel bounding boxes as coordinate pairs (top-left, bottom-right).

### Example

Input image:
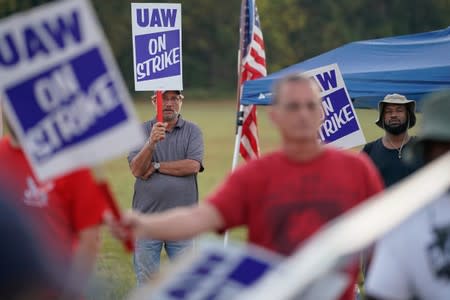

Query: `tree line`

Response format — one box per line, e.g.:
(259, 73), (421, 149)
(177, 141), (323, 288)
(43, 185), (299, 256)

(1, 0), (449, 94)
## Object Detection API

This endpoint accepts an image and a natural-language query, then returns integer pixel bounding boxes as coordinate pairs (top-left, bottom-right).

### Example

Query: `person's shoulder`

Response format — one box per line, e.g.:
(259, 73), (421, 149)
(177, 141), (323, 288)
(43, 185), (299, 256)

(0, 137), (22, 160)
(326, 147), (377, 171)
(382, 194), (449, 248)
(362, 138), (382, 153)
(0, 136), (11, 151)
(379, 208), (425, 250)
(182, 119), (202, 132)
(235, 151), (283, 174)
(326, 147), (365, 161)
(142, 119), (153, 128)
(366, 138), (382, 145)
(54, 168), (93, 186)
(229, 151), (278, 171)
(137, 120), (152, 133)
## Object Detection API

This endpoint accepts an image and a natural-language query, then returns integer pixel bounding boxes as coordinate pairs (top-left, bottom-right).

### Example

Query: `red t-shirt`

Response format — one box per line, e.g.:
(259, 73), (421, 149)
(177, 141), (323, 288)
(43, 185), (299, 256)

(207, 147), (383, 299)
(0, 136), (108, 266)
(208, 148), (383, 255)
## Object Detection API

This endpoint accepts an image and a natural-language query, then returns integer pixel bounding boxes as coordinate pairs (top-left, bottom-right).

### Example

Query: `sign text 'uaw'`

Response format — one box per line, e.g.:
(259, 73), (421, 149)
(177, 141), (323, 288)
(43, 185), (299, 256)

(131, 3), (183, 91)
(0, 0), (143, 180)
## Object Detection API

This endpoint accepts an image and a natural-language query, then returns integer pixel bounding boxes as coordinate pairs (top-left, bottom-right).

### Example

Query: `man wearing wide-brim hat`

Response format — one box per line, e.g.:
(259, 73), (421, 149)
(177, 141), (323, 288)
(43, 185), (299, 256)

(362, 93), (421, 187)
(366, 91), (450, 300)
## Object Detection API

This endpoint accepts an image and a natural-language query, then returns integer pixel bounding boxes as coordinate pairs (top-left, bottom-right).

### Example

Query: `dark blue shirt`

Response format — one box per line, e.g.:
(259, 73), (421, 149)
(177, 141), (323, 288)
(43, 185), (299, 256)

(362, 137), (420, 187)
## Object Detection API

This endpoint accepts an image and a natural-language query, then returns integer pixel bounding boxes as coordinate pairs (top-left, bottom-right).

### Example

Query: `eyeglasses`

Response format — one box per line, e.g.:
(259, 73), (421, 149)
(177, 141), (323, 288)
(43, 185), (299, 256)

(162, 96), (181, 103)
(277, 101), (320, 112)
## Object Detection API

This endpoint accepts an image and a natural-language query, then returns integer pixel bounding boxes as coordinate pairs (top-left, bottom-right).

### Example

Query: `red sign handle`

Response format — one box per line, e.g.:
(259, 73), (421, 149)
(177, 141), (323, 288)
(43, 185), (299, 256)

(156, 90), (163, 123)
(99, 182), (134, 252)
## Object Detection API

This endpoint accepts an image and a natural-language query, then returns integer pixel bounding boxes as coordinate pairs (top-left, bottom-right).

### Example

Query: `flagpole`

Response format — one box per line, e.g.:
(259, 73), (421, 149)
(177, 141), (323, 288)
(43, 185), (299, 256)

(225, 0), (247, 247)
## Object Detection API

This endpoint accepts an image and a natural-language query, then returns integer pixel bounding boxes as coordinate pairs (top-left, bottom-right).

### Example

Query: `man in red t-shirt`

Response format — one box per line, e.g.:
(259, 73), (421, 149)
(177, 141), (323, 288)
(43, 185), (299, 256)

(110, 74), (383, 299)
(0, 131), (108, 295)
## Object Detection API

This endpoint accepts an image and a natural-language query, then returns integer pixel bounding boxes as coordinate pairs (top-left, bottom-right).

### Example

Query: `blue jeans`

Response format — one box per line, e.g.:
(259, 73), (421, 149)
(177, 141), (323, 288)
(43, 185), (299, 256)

(134, 239), (193, 286)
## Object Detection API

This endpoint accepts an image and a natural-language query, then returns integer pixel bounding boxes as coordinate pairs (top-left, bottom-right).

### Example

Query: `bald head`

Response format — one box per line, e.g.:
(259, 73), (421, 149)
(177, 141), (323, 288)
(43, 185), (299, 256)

(272, 73), (321, 105)
(269, 73), (324, 143)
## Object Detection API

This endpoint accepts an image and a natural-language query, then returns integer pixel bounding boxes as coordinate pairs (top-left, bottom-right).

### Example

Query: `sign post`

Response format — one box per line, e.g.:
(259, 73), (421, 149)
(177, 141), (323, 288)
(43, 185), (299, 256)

(156, 90), (164, 122)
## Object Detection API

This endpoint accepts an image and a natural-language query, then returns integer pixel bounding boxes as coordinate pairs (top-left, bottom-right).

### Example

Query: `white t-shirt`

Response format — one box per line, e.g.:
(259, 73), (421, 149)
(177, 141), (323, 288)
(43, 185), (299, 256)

(366, 193), (450, 300)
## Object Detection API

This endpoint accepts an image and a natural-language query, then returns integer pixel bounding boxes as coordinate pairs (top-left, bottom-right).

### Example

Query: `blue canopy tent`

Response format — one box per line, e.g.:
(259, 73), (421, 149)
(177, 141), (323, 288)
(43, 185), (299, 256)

(241, 27), (450, 108)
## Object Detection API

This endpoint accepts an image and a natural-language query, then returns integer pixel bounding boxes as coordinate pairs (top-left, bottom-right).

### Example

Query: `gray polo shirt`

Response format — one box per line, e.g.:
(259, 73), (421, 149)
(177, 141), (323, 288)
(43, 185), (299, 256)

(128, 116), (204, 213)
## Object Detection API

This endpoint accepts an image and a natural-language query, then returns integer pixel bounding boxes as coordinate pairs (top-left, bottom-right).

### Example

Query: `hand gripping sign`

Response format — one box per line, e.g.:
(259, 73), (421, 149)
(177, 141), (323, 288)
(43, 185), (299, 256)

(0, 0), (144, 181)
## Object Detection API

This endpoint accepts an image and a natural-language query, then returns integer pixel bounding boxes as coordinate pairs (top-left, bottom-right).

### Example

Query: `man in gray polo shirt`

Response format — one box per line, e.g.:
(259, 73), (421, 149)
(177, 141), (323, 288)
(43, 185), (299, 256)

(127, 90), (204, 286)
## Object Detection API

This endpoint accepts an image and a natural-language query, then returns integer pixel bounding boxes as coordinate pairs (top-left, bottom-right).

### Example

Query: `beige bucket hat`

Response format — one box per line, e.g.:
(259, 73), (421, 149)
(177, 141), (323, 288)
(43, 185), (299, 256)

(375, 93), (416, 129)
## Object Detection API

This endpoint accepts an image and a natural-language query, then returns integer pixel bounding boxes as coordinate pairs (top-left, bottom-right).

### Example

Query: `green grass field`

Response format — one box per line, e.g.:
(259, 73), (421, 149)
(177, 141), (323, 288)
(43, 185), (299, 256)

(92, 99), (421, 299)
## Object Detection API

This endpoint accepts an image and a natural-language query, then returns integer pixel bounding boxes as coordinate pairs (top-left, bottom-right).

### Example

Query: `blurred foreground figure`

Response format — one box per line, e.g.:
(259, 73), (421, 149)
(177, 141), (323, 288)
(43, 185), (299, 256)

(0, 119), (108, 298)
(366, 91), (450, 300)
(0, 190), (62, 300)
(109, 74), (383, 299)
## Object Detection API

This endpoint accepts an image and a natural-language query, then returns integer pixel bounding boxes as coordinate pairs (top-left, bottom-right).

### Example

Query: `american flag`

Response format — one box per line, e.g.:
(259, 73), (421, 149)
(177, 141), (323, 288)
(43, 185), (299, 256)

(239, 0), (266, 161)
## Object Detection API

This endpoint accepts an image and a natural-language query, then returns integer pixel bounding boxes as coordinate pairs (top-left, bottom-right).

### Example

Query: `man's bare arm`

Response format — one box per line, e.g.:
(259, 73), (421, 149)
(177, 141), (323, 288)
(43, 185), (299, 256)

(137, 204), (223, 240)
(130, 142), (154, 177)
(129, 122), (166, 177)
(69, 226), (101, 288)
(108, 204), (224, 241)
(159, 159), (201, 176)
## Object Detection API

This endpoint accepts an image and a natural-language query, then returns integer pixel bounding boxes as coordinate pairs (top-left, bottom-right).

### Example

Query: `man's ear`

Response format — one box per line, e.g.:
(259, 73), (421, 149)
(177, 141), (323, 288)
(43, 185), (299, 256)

(268, 106), (277, 124)
(319, 104), (325, 122)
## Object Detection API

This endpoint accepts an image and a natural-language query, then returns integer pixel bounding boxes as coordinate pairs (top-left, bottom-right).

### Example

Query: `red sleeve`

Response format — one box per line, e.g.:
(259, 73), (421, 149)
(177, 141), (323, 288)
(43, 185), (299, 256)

(206, 164), (255, 232)
(64, 169), (108, 233)
(359, 152), (384, 198)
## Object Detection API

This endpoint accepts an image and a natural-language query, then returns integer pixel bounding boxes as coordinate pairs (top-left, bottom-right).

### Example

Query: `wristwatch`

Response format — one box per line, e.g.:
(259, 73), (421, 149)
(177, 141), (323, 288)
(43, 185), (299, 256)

(152, 161), (160, 173)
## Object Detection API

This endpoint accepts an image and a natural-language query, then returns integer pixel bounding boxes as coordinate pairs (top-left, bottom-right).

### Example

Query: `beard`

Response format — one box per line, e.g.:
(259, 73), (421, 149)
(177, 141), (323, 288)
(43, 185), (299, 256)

(163, 110), (179, 122)
(384, 120), (408, 135)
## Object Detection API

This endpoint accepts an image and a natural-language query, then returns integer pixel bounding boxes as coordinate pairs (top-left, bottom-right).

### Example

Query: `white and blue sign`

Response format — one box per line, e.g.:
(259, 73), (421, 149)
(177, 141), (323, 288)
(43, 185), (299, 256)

(243, 64), (365, 149)
(310, 64), (366, 148)
(129, 241), (280, 300)
(0, 0), (143, 180)
(131, 3), (183, 91)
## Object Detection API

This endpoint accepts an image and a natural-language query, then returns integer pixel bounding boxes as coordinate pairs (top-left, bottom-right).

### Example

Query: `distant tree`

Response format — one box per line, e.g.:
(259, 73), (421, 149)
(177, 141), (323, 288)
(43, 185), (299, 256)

(1, 0), (450, 93)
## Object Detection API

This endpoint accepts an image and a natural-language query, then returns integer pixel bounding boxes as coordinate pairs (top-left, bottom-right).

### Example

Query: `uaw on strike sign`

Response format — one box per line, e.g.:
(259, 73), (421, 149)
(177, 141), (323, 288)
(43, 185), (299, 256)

(128, 241), (280, 300)
(307, 64), (365, 148)
(0, 0), (143, 180)
(131, 3), (183, 91)
(246, 64), (366, 149)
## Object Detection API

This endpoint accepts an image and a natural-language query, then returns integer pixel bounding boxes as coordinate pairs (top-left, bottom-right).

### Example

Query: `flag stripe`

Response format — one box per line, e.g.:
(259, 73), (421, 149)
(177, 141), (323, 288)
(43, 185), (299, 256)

(253, 29), (265, 48)
(239, 0), (266, 161)
(249, 48), (266, 68)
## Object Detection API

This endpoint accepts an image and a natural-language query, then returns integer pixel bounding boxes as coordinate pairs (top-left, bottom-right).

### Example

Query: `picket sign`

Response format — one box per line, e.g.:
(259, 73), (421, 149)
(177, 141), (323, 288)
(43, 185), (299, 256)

(131, 3), (183, 92)
(0, 0), (144, 180)
(304, 63), (366, 149)
(127, 240), (280, 300)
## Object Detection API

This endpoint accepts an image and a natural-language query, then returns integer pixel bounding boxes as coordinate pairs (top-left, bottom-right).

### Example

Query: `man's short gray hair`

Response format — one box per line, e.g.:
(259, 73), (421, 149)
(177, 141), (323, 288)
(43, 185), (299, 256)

(272, 73), (320, 104)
